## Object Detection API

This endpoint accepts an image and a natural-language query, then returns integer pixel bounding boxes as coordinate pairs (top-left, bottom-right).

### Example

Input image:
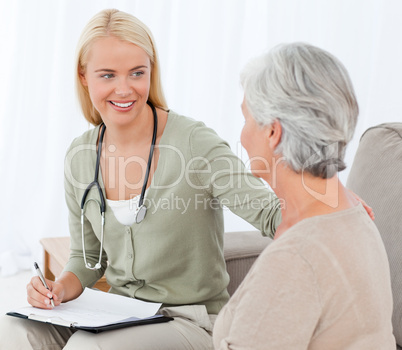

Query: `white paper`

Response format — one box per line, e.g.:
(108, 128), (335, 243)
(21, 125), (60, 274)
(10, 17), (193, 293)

(10, 288), (162, 328)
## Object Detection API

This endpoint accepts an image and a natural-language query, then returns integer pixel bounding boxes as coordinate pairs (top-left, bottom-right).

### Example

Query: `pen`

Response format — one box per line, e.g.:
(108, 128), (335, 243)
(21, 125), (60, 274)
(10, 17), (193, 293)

(34, 262), (55, 307)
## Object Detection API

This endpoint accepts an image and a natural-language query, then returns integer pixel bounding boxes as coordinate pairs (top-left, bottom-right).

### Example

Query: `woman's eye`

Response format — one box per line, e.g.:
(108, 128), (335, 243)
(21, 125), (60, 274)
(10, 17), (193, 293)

(101, 74), (114, 79)
(132, 71), (144, 77)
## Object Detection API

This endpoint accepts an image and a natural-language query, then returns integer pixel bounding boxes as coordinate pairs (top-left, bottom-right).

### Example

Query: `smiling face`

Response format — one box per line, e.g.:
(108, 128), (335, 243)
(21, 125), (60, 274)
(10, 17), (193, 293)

(79, 36), (151, 127)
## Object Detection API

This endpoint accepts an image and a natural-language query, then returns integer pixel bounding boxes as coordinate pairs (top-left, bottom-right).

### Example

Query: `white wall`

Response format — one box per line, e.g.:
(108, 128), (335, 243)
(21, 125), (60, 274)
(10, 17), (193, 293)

(0, 0), (401, 275)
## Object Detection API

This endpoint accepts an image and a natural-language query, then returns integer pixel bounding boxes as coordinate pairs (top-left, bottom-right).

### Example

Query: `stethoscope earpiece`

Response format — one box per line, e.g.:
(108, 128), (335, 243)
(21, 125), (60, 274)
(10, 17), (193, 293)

(85, 262), (102, 271)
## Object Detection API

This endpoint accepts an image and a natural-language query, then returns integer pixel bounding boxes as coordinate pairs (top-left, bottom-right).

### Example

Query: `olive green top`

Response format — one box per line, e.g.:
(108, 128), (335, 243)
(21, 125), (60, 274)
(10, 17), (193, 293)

(63, 110), (281, 314)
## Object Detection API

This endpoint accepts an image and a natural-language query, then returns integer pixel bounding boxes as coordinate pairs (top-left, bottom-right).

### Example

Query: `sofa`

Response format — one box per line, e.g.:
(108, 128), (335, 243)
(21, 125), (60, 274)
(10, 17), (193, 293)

(347, 122), (402, 349)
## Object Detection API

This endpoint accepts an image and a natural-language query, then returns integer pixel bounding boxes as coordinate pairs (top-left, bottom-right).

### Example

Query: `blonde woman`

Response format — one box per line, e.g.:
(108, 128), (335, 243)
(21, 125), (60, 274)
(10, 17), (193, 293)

(1, 9), (282, 349)
(213, 43), (395, 349)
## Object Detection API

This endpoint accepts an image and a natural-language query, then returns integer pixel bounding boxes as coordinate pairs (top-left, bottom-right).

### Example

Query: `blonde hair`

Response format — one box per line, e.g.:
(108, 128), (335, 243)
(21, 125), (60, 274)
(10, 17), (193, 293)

(75, 9), (168, 125)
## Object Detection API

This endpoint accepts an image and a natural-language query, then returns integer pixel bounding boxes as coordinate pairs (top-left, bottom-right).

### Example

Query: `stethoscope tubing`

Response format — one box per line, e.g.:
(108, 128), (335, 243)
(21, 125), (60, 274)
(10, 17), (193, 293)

(80, 101), (158, 269)
(80, 100), (157, 215)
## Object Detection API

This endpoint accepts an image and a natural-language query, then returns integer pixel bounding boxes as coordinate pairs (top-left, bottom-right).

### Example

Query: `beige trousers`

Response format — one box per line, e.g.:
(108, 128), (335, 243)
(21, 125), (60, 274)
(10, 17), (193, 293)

(0, 305), (216, 350)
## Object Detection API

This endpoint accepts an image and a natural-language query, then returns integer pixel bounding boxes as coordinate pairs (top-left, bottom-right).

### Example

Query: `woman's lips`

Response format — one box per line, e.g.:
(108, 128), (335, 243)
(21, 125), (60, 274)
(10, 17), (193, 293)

(109, 100), (135, 111)
(110, 101), (134, 107)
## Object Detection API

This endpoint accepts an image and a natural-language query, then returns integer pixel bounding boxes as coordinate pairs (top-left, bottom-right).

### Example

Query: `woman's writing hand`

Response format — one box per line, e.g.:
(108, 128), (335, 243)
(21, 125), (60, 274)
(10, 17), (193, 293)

(26, 276), (65, 309)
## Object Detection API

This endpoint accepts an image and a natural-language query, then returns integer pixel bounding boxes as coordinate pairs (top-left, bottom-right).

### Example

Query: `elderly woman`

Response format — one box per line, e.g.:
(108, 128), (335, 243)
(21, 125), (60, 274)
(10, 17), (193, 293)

(213, 43), (396, 349)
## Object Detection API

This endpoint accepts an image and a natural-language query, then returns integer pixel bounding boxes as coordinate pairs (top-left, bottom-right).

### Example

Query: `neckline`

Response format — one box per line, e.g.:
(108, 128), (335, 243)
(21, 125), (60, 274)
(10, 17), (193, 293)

(275, 202), (364, 241)
(106, 187), (150, 203)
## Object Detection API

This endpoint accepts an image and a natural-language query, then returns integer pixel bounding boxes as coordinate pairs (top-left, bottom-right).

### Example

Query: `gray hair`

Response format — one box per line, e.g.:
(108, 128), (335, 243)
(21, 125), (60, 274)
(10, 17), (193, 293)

(241, 42), (359, 178)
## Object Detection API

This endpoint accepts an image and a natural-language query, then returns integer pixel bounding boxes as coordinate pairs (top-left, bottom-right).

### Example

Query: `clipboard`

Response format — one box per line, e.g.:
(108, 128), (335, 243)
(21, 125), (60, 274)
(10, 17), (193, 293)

(6, 311), (172, 333)
(7, 288), (173, 333)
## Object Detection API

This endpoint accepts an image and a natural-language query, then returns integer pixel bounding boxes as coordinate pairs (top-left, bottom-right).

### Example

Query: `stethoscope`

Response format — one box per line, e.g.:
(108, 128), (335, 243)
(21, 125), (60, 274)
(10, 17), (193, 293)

(80, 101), (158, 270)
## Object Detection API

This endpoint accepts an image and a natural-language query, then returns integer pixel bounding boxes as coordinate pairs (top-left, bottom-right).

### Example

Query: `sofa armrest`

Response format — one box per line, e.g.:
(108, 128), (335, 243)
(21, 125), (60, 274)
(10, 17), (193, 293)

(347, 122), (402, 347)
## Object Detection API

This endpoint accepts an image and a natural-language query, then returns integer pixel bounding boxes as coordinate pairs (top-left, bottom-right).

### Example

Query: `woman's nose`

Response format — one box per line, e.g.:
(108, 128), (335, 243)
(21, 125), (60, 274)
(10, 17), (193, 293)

(115, 79), (133, 97)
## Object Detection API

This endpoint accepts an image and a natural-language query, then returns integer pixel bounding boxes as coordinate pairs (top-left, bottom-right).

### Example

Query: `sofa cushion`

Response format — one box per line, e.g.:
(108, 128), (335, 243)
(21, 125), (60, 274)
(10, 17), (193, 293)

(347, 123), (402, 345)
(224, 231), (272, 295)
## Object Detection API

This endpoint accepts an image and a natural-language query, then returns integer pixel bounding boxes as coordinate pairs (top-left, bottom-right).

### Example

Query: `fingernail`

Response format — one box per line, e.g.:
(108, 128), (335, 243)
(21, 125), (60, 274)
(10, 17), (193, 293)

(44, 299), (49, 305)
(47, 293), (52, 298)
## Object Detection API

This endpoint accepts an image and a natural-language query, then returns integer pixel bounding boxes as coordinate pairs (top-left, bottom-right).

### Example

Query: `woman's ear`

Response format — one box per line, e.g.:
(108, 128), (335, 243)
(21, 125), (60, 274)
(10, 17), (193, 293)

(79, 68), (88, 87)
(267, 119), (282, 149)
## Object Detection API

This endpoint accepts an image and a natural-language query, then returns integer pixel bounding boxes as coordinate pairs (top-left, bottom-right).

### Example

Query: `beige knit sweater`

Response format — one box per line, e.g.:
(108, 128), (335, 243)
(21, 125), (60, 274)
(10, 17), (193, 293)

(213, 203), (396, 349)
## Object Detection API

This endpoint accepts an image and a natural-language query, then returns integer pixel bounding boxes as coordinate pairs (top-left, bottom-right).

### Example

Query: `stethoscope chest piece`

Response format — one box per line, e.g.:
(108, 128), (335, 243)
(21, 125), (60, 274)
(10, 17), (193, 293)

(135, 205), (147, 223)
